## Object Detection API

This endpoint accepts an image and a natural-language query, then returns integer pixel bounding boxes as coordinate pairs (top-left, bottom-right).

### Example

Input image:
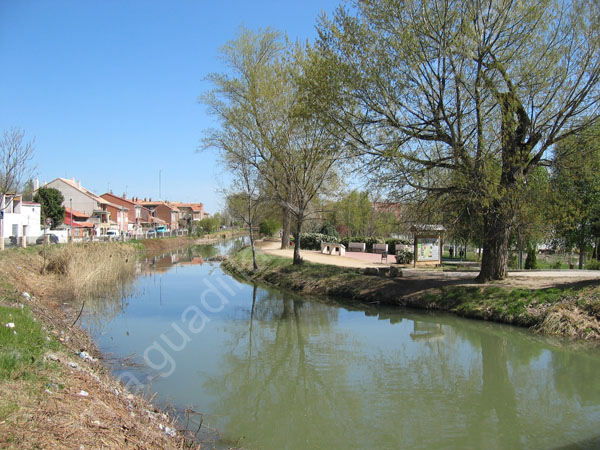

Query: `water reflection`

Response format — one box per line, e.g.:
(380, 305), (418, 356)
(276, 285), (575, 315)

(204, 287), (365, 449)
(82, 239), (600, 450)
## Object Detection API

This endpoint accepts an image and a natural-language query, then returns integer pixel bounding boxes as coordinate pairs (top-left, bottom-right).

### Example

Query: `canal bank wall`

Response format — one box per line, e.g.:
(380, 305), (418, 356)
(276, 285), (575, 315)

(0, 241), (202, 449)
(222, 247), (600, 341)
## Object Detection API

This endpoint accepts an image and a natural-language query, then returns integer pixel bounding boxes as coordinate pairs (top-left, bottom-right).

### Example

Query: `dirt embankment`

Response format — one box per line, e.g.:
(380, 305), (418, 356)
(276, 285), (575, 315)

(223, 247), (600, 341)
(0, 244), (201, 449)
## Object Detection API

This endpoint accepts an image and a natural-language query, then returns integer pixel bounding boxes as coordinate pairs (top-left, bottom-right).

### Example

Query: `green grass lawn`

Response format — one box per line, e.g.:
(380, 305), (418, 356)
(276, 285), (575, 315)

(0, 304), (59, 382)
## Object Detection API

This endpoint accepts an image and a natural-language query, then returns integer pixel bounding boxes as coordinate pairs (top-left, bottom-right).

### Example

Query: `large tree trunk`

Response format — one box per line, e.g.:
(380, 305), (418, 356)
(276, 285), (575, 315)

(292, 218), (303, 265)
(281, 204), (291, 249)
(477, 211), (511, 282)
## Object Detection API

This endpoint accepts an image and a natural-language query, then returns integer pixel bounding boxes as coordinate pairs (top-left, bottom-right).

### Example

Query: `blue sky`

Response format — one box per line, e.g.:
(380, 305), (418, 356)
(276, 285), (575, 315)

(0, 0), (340, 214)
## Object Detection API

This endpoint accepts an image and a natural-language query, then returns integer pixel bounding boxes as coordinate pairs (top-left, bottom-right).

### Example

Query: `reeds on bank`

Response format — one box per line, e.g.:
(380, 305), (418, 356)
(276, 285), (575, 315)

(46, 242), (139, 302)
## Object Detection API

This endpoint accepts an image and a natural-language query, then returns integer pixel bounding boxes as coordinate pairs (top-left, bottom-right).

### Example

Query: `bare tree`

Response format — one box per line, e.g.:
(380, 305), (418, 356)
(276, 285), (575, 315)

(0, 128), (35, 249)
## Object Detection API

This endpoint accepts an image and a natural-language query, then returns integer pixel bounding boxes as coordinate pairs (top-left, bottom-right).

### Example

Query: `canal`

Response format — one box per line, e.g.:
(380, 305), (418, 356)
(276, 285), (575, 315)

(82, 239), (600, 449)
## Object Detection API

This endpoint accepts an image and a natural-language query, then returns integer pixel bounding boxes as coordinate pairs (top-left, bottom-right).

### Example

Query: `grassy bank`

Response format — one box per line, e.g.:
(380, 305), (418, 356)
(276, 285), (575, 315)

(223, 247), (600, 341)
(0, 242), (200, 449)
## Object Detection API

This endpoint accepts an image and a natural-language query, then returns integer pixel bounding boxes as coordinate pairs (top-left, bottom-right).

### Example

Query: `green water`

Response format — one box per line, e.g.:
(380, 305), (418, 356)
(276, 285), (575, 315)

(83, 242), (600, 449)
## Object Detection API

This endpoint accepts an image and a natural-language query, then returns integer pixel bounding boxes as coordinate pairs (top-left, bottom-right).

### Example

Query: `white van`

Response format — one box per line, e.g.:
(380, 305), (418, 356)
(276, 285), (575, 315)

(106, 230), (119, 240)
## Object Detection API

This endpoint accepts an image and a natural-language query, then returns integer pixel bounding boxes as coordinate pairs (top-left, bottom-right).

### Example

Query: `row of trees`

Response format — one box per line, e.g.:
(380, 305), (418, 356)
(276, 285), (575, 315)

(203, 0), (600, 281)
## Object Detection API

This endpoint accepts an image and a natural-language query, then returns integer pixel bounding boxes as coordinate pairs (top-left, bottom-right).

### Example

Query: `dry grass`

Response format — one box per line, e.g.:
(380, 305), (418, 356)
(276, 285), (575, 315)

(46, 243), (138, 302)
(536, 305), (600, 339)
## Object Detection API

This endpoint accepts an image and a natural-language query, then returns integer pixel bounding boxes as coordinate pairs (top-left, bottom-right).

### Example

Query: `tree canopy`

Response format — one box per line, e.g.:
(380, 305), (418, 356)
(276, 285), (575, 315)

(550, 124), (600, 268)
(33, 187), (65, 229)
(309, 0), (600, 280)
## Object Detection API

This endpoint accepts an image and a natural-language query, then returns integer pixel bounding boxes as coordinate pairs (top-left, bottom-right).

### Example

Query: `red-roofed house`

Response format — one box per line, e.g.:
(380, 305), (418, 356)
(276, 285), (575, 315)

(42, 178), (119, 236)
(63, 207), (95, 239)
(135, 199), (179, 231)
(171, 202), (207, 222)
(99, 193), (131, 233)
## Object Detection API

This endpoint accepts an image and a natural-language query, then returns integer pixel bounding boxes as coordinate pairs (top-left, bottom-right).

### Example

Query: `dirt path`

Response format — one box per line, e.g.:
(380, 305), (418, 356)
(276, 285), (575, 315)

(256, 240), (600, 290)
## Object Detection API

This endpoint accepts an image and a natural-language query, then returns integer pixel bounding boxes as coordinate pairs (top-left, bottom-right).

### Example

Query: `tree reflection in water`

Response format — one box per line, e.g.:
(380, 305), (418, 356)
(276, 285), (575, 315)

(204, 286), (366, 449)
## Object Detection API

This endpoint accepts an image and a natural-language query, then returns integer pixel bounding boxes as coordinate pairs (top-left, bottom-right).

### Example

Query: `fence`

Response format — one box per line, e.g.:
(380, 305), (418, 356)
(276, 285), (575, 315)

(2, 228), (189, 247)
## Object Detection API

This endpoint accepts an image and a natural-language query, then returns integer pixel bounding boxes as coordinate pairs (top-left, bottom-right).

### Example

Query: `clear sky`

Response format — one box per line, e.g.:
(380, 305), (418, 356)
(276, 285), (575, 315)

(0, 0), (340, 214)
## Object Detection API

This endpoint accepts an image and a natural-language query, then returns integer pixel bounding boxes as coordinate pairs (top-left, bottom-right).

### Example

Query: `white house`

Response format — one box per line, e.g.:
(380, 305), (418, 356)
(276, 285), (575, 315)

(1, 194), (42, 245)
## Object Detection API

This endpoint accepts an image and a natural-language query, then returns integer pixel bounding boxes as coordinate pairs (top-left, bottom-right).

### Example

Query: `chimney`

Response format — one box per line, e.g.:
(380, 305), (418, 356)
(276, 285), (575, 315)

(33, 179), (39, 190)
(149, 197), (152, 201)
(144, 197), (147, 202)
(122, 193), (126, 199)
(78, 180), (82, 189)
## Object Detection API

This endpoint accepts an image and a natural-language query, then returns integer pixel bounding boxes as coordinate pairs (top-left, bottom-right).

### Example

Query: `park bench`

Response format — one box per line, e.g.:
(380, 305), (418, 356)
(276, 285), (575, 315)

(321, 242), (346, 256)
(372, 243), (388, 254)
(348, 242), (366, 252)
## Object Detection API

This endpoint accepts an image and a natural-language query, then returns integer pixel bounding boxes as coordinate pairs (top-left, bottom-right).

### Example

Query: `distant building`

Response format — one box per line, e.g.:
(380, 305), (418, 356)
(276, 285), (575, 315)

(43, 178), (120, 236)
(63, 207), (95, 239)
(170, 202), (208, 222)
(100, 193), (135, 234)
(134, 199), (179, 231)
(372, 201), (407, 220)
(1, 194), (41, 245)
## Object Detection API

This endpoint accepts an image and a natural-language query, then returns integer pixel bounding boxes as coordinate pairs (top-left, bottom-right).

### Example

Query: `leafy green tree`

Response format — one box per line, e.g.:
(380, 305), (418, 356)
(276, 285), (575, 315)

(201, 27), (344, 264)
(259, 218), (281, 236)
(330, 191), (372, 236)
(309, 0), (600, 281)
(550, 126), (600, 269)
(198, 217), (220, 234)
(33, 187), (65, 229)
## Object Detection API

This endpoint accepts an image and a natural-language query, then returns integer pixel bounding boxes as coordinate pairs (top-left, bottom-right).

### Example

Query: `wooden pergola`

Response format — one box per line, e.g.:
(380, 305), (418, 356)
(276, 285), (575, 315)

(410, 225), (446, 267)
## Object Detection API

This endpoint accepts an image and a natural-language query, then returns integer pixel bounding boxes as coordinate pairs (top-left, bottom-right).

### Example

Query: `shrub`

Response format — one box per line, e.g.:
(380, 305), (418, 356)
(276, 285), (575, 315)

(259, 219), (280, 236)
(396, 249), (413, 264)
(525, 245), (538, 269)
(385, 238), (411, 255)
(299, 233), (339, 250)
(586, 259), (600, 270)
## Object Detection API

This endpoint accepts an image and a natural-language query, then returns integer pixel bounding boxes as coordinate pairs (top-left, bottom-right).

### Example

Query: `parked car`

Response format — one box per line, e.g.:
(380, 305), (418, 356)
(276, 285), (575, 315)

(146, 229), (156, 236)
(36, 234), (59, 245)
(106, 230), (119, 240)
(155, 226), (168, 234)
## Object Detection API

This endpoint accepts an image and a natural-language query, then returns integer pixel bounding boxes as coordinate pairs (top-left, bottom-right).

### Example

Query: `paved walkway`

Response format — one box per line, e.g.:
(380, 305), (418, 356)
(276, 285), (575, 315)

(255, 239), (600, 287)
